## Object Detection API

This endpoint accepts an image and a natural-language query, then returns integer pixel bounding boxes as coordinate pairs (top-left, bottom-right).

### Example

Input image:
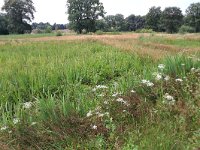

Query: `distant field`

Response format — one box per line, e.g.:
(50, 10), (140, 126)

(0, 33), (199, 149)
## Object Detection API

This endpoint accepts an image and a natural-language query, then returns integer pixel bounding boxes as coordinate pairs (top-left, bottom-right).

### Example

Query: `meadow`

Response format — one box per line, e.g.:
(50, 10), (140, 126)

(0, 33), (199, 149)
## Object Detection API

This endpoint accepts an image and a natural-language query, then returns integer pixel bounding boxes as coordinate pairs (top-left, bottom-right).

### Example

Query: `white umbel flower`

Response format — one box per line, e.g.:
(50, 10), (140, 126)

(175, 78), (183, 82)
(164, 76), (170, 81)
(141, 80), (154, 87)
(86, 110), (93, 117)
(163, 93), (175, 105)
(13, 118), (20, 125)
(0, 126), (8, 131)
(23, 102), (33, 109)
(155, 74), (162, 80)
(92, 125), (97, 130)
(158, 64), (165, 70)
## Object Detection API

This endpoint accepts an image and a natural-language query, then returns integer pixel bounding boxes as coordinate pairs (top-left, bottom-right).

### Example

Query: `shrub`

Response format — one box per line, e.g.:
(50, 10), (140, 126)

(31, 29), (43, 34)
(44, 26), (52, 33)
(135, 28), (155, 33)
(96, 30), (104, 35)
(56, 31), (62, 36)
(179, 25), (195, 34)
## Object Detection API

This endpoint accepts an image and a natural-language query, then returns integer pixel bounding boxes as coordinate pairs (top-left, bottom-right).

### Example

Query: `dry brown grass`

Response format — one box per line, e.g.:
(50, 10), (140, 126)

(1, 33), (199, 59)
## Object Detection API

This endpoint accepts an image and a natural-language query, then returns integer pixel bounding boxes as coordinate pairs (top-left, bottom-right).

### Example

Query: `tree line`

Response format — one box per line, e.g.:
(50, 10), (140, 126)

(67, 0), (200, 34)
(0, 0), (200, 35)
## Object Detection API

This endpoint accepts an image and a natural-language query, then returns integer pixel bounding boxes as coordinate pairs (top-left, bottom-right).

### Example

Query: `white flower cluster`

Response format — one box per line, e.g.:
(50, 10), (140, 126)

(91, 125), (97, 130)
(131, 90), (136, 93)
(0, 126), (8, 131)
(92, 85), (108, 92)
(13, 118), (20, 125)
(23, 102), (33, 109)
(164, 76), (170, 81)
(141, 80), (154, 87)
(175, 78), (183, 82)
(163, 93), (175, 105)
(158, 64), (165, 70)
(86, 110), (109, 118)
(155, 73), (162, 81)
(191, 67), (200, 73)
(116, 98), (130, 106)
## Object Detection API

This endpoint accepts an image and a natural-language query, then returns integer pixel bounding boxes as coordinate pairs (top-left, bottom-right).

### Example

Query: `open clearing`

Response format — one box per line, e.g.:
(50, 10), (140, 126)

(1, 33), (200, 59)
(0, 33), (199, 149)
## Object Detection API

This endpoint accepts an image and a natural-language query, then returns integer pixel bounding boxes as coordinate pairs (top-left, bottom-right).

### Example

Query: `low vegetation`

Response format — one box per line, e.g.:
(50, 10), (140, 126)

(0, 33), (199, 149)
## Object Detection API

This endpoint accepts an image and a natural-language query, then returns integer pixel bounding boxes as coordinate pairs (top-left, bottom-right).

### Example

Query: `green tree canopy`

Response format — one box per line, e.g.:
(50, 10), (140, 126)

(126, 15), (145, 31)
(162, 7), (183, 33)
(0, 13), (9, 35)
(67, 0), (105, 33)
(145, 6), (162, 32)
(185, 2), (200, 32)
(2, 0), (36, 34)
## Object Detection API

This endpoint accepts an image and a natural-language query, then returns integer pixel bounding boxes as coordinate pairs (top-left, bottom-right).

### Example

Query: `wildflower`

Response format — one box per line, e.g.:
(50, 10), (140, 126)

(86, 110), (93, 117)
(13, 118), (20, 125)
(163, 93), (175, 105)
(164, 76), (170, 81)
(181, 64), (185, 66)
(164, 93), (174, 101)
(113, 82), (118, 89)
(112, 93), (118, 97)
(92, 125), (97, 130)
(31, 122), (37, 126)
(116, 98), (130, 106)
(0, 126), (8, 131)
(96, 85), (108, 89)
(8, 130), (12, 134)
(98, 113), (104, 117)
(92, 85), (108, 92)
(155, 74), (162, 81)
(105, 112), (109, 116)
(104, 101), (109, 105)
(191, 67), (196, 72)
(158, 64), (165, 70)
(98, 94), (104, 97)
(175, 78), (183, 82)
(141, 80), (148, 84)
(92, 88), (97, 92)
(23, 102), (33, 109)
(141, 80), (154, 87)
(146, 82), (154, 87)
(131, 90), (136, 93)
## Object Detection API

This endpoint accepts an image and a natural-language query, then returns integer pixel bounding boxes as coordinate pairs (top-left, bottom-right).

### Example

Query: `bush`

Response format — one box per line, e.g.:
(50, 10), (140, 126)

(179, 25), (195, 34)
(44, 26), (52, 33)
(56, 31), (62, 36)
(95, 30), (104, 35)
(135, 28), (154, 33)
(31, 29), (43, 34)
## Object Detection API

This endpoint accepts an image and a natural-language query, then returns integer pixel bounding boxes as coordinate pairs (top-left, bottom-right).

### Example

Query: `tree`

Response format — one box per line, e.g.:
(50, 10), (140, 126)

(134, 16), (146, 30)
(162, 7), (183, 33)
(126, 14), (136, 31)
(0, 13), (9, 35)
(2, 0), (36, 34)
(114, 14), (126, 31)
(126, 15), (145, 31)
(185, 3), (200, 32)
(67, 0), (105, 33)
(96, 19), (109, 32)
(104, 15), (116, 31)
(146, 6), (162, 32)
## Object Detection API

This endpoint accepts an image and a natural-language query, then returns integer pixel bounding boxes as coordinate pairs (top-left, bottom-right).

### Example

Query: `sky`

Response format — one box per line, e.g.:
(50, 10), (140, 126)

(0, 0), (199, 24)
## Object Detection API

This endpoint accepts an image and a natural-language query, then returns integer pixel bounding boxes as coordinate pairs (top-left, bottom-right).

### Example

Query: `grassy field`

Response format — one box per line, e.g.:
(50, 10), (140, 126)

(0, 33), (199, 149)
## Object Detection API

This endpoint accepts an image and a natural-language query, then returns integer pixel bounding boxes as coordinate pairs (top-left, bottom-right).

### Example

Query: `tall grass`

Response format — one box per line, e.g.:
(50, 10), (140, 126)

(0, 37), (199, 149)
